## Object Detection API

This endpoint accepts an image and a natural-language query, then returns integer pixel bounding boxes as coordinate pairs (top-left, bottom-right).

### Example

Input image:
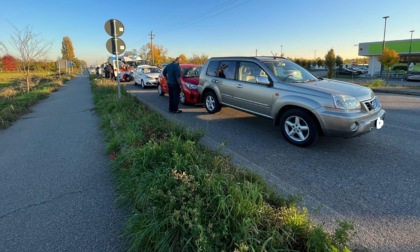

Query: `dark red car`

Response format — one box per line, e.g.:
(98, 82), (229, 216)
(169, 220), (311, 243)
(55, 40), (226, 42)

(157, 64), (202, 105)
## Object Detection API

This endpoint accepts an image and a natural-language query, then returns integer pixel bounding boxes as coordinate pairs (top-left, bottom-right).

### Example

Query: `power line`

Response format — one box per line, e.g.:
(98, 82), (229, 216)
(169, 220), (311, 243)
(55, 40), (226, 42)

(157, 0), (250, 34)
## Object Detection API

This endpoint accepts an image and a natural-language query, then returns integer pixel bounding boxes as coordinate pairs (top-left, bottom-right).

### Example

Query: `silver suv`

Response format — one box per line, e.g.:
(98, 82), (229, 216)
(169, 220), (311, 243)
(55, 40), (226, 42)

(197, 56), (386, 147)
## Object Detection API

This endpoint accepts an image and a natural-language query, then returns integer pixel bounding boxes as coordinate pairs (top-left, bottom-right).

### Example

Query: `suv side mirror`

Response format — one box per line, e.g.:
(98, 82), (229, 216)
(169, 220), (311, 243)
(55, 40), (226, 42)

(256, 76), (270, 85)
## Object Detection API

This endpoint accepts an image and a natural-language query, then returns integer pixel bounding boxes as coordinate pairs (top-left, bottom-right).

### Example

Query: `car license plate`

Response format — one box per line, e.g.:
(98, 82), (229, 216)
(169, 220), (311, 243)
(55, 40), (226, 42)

(376, 117), (384, 129)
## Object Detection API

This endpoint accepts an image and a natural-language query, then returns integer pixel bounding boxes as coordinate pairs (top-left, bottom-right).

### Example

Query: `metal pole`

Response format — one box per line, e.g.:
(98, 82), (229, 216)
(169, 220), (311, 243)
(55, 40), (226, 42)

(409, 30), (414, 63)
(380, 16), (389, 78)
(113, 19), (121, 99)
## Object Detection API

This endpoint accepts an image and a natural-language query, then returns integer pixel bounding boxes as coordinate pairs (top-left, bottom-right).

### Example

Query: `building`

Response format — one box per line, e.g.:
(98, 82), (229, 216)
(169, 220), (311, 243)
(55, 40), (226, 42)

(358, 38), (420, 77)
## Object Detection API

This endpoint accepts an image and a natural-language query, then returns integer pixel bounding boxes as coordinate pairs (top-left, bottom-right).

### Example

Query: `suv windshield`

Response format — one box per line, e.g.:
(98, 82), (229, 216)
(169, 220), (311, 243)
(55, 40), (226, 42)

(262, 60), (318, 83)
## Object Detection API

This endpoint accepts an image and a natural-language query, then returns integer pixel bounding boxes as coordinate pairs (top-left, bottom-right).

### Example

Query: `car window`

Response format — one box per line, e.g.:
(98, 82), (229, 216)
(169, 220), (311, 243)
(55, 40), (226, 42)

(206, 61), (236, 79)
(238, 62), (267, 83)
(206, 61), (220, 77)
(217, 61), (236, 79)
(149, 67), (161, 73)
(183, 67), (201, 77)
(263, 60), (317, 83)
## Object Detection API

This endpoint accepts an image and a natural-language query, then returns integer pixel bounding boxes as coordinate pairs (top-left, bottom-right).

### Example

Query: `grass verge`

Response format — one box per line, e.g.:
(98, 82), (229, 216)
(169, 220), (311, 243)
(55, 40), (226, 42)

(0, 72), (73, 129)
(91, 77), (355, 252)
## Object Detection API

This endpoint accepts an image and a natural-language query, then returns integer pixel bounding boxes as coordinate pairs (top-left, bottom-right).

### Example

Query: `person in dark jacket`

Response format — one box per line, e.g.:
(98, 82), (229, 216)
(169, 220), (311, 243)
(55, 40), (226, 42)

(162, 57), (183, 113)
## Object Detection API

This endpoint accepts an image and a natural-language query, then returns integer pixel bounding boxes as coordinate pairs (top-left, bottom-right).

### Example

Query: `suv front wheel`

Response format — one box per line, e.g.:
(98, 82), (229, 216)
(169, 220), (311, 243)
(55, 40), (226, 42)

(280, 109), (319, 147)
(204, 91), (221, 113)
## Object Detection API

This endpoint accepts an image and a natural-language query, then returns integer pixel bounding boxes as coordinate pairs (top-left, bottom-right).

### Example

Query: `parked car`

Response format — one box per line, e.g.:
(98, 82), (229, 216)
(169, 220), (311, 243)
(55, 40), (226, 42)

(391, 65), (408, 72)
(406, 74), (420, 81)
(157, 64), (202, 105)
(337, 67), (360, 75)
(117, 71), (134, 82)
(133, 65), (161, 88)
(348, 67), (366, 74)
(197, 56), (386, 147)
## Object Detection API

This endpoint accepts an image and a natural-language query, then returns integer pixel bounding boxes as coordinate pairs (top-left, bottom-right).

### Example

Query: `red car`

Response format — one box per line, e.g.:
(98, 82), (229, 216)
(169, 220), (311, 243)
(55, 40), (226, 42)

(158, 64), (202, 105)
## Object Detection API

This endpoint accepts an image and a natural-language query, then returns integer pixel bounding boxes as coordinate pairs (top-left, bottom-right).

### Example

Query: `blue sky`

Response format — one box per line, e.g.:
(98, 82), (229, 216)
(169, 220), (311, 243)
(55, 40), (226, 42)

(1, 0), (419, 66)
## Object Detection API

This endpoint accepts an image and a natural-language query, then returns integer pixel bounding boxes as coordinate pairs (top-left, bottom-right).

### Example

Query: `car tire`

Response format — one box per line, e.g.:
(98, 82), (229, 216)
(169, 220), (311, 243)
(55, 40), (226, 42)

(204, 91), (221, 114)
(180, 91), (187, 105)
(157, 84), (164, 96)
(141, 80), (145, 89)
(126, 75), (133, 82)
(279, 109), (319, 147)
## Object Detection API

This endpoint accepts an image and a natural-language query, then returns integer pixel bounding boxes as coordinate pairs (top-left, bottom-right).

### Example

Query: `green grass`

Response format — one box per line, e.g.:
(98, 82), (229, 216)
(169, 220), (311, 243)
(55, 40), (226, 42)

(0, 71), (72, 129)
(91, 77), (355, 252)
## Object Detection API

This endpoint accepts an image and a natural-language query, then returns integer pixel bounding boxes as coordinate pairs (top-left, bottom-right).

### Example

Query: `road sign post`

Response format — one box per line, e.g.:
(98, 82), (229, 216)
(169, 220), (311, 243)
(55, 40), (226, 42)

(104, 19), (125, 98)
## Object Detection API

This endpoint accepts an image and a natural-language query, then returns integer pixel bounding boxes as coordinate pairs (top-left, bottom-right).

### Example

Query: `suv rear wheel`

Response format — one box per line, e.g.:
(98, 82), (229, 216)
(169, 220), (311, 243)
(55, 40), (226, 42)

(280, 109), (319, 147)
(204, 91), (221, 113)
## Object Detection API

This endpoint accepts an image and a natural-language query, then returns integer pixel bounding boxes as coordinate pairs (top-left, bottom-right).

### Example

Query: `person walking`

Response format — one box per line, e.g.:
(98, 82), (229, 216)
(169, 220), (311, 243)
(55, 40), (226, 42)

(163, 57), (183, 113)
(108, 64), (115, 81)
(104, 65), (109, 79)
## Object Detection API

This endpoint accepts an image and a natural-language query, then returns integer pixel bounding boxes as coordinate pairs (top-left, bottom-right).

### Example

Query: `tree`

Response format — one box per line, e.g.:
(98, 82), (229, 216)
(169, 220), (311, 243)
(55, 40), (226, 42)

(378, 48), (400, 83)
(0, 41), (7, 55)
(2, 55), (18, 71)
(124, 49), (138, 57)
(61, 36), (75, 61)
(188, 53), (208, 65)
(325, 49), (336, 78)
(316, 58), (324, 68)
(10, 25), (51, 92)
(335, 55), (343, 68)
(140, 43), (168, 66)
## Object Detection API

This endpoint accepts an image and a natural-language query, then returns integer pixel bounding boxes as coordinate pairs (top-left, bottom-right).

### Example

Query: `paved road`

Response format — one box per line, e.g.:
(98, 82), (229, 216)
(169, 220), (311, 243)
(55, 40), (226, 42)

(125, 82), (420, 252)
(0, 73), (128, 251)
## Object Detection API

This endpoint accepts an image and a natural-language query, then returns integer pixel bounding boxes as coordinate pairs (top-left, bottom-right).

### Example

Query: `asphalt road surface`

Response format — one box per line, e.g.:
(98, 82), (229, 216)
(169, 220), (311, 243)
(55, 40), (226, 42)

(126, 82), (420, 252)
(0, 75), (128, 252)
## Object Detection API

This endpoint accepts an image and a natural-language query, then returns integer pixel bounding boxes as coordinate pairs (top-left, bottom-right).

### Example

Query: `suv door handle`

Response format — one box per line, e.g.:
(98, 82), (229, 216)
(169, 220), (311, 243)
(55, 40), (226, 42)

(212, 79), (219, 83)
(236, 84), (243, 88)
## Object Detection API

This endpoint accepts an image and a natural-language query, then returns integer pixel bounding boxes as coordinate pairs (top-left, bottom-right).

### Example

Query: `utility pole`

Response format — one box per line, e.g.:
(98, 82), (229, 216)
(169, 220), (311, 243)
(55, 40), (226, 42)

(149, 31), (155, 65)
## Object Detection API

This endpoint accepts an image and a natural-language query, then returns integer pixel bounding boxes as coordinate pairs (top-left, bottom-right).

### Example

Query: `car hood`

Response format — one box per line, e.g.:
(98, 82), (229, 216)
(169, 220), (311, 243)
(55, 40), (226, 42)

(301, 79), (374, 101)
(183, 76), (199, 85)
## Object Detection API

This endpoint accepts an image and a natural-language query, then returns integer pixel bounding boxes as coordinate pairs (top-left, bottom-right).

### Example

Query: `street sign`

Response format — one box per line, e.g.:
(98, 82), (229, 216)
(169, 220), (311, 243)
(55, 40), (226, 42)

(106, 38), (126, 55)
(104, 19), (124, 37)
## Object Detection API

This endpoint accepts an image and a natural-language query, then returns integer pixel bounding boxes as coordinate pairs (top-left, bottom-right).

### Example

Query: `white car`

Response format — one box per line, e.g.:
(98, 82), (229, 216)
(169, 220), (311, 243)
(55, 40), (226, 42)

(133, 65), (161, 88)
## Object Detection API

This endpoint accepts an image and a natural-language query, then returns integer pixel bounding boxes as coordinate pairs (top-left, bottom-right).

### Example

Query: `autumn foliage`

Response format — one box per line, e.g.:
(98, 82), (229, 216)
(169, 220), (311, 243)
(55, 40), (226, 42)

(2, 55), (18, 71)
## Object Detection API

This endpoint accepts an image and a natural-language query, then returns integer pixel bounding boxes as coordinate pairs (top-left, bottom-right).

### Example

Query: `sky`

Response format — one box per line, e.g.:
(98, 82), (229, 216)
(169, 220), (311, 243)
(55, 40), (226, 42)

(1, 0), (420, 66)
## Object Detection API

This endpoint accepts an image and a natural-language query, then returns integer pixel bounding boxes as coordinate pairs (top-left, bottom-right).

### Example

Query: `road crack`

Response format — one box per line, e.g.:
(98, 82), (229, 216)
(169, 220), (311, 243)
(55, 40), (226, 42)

(0, 190), (83, 220)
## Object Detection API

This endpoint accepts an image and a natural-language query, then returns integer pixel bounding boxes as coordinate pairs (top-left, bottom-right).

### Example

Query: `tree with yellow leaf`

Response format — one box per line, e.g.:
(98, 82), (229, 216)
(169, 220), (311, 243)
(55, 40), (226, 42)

(378, 48), (400, 83)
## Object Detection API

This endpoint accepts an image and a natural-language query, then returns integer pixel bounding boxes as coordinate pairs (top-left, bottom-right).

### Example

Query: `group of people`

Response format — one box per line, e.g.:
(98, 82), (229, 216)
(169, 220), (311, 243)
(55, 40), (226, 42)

(104, 64), (116, 81)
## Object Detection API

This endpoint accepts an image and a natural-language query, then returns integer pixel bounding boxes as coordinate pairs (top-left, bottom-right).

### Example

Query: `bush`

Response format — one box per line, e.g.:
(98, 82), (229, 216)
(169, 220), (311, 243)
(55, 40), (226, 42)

(366, 79), (385, 88)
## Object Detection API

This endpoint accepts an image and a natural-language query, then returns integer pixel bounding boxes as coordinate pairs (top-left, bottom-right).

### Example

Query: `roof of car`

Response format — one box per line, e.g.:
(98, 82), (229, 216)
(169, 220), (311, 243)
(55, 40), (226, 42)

(180, 64), (200, 68)
(208, 56), (288, 61)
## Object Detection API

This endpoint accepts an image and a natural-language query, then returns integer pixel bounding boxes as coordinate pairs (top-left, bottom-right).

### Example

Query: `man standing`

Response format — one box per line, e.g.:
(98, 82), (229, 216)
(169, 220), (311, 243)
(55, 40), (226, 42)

(163, 57), (183, 113)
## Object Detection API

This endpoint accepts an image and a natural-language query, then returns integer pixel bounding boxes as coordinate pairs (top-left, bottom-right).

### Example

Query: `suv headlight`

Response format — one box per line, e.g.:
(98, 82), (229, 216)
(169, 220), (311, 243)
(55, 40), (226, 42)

(185, 82), (197, 89)
(333, 95), (361, 110)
